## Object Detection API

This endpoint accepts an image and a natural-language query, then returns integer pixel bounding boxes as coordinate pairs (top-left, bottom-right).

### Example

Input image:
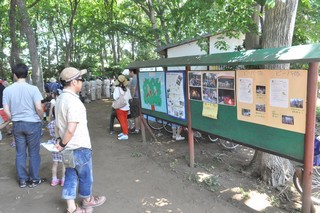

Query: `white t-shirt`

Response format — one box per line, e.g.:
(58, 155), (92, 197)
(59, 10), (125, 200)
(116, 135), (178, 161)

(113, 87), (132, 111)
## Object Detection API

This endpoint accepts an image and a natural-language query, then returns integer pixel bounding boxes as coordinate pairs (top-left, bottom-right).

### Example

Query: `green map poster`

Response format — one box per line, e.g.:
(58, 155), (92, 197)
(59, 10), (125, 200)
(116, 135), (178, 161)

(138, 72), (167, 113)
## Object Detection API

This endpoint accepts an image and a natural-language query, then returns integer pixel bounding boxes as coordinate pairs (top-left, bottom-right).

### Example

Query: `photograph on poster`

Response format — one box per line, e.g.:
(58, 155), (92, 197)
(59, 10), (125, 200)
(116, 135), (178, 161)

(190, 86), (202, 100)
(242, 109), (251, 117)
(218, 77), (234, 89)
(256, 85), (266, 94)
(218, 89), (235, 105)
(203, 87), (217, 103)
(256, 104), (266, 112)
(189, 73), (201, 87)
(202, 73), (217, 88)
(290, 98), (303, 108)
(282, 115), (294, 125)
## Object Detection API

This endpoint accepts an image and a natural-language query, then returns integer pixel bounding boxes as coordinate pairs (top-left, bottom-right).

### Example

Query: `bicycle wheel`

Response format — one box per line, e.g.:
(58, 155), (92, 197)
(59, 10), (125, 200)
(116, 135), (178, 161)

(146, 116), (164, 130)
(163, 122), (173, 133)
(208, 134), (219, 142)
(293, 167), (320, 205)
(219, 139), (239, 150)
(293, 169), (303, 194)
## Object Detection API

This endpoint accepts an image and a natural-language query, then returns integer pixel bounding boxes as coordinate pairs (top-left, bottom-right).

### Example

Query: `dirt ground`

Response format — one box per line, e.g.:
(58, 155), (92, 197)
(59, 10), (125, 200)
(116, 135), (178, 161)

(0, 98), (311, 213)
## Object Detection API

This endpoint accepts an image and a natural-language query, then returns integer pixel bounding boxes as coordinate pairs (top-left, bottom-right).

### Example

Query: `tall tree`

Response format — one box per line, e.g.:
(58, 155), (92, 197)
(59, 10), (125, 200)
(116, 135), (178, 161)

(248, 0), (299, 187)
(9, 0), (20, 69)
(16, 0), (44, 92)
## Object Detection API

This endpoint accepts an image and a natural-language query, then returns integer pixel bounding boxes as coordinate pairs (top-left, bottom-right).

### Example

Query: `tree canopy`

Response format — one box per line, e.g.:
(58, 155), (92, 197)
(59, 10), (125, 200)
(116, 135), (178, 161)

(0, 0), (319, 80)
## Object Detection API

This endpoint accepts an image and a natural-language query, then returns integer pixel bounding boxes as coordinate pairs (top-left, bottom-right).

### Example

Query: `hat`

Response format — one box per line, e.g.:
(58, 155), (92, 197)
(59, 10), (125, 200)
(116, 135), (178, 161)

(60, 67), (87, 82)
(49, 77), (56, 83)
(115, 75), (128, 87)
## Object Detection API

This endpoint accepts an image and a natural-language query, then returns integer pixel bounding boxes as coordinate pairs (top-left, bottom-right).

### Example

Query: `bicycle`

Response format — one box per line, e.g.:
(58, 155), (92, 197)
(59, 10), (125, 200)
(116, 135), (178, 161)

(145, 115), (173, 132)
(208, 134), (239, 150)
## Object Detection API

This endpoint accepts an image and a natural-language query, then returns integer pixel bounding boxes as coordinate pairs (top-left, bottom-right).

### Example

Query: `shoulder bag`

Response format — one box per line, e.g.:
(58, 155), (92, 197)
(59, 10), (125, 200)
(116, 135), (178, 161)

(112, 88), (127, 109)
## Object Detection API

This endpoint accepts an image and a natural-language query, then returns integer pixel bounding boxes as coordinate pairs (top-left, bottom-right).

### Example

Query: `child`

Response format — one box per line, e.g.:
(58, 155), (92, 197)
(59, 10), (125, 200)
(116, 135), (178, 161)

(47, 92), (65, 186)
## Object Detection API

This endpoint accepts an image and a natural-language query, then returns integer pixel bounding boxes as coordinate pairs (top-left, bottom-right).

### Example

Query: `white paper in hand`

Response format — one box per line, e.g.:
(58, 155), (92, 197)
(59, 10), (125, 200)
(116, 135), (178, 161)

(41, 141), (59, 152)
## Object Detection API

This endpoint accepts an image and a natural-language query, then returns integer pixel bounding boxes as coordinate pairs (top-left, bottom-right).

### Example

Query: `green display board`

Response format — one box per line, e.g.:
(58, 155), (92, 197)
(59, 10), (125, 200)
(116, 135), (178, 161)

(190, 100), (304, 161)
(142, 77), (304, 162)
(129, 43), (320, 163)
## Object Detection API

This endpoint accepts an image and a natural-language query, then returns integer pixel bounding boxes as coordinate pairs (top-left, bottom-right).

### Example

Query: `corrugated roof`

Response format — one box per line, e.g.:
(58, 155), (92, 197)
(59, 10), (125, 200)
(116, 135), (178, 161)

(127, 43), (320, 69)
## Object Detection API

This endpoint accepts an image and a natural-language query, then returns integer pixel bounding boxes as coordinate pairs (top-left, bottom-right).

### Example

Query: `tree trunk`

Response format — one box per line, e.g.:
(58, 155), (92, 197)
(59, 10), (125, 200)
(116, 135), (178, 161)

(249, 0), (299, 187)
(65, 0), (80, 67)
(16, 0), (44, 93)
(109, 34), (117, 64)
(244, 3), (260, 50)
(9, 0), (21, 69)
(262, 0), (298, 70)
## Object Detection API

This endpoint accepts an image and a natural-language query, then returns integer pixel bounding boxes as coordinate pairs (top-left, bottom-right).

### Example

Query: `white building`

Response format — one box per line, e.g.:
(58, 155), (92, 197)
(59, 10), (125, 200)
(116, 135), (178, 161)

(156, 33), (245, 71)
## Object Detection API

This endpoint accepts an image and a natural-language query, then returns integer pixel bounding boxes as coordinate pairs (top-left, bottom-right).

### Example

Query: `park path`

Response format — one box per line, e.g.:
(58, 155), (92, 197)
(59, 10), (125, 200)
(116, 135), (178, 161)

(0, 99), (246, 213)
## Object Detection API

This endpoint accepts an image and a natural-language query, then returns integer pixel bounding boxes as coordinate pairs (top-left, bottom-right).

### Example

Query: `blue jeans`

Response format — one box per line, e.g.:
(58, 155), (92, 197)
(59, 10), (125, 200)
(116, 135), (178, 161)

(13, 121), (42, 183)
(62, 148), (93, 200)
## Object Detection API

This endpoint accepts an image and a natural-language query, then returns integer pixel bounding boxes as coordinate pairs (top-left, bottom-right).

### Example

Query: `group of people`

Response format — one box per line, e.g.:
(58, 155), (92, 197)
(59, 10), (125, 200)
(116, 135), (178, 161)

(80, 76), (116, 103)
(3, 64), (106, 213)
(110, 69), (141, 140)
(2, 64), (185, 212)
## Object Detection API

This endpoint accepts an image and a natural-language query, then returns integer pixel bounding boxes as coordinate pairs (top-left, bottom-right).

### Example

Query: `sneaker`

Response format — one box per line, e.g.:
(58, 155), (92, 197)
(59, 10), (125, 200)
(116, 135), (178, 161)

(118, 134), (128, 140)
(118, 133), (124, 137)
(175, 135), (185, 141)
(51, 179), (60, 186)
(130, 129), (140, 134)
(67, 205), (93, 213)
(28, 178), (46, 188)
(82, 195), (106, 208)
(19, 180), (28, 188)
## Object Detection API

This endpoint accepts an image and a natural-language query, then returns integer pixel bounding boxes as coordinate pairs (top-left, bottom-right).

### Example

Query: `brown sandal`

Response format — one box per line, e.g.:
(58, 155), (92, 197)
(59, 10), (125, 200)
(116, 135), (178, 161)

(67, 205), (93, 213)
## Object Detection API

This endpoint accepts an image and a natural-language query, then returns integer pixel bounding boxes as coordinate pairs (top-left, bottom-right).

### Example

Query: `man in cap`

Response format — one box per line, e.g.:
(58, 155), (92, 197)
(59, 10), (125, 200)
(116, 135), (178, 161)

(3, 63), (44, 188)
(55, 67), (106, 213)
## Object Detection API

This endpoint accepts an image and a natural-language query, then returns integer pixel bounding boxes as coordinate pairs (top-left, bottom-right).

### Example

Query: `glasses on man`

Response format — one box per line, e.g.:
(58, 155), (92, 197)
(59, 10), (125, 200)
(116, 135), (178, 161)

(75, 78), (84, 82)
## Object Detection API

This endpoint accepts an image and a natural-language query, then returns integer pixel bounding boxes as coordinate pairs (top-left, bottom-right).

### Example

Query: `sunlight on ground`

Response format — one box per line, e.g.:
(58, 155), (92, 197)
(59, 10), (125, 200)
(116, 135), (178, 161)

(102, 99), (112, 103)
(222, 187), (272, 212)
(166, 148), (175, 153)
(142, 196), (179, 213)
(196, 172), (213, 183)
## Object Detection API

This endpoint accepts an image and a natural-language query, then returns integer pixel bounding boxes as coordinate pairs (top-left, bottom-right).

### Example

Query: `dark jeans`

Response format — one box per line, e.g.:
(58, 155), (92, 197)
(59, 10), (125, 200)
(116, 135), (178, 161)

(13, 121), (42, 183)
(109, 109), (119, 132)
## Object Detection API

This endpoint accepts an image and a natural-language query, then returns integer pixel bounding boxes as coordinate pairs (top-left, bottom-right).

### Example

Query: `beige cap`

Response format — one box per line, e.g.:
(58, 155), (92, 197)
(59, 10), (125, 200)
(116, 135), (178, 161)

(115, 75), (128, 87)
(60, 67), (87, 82)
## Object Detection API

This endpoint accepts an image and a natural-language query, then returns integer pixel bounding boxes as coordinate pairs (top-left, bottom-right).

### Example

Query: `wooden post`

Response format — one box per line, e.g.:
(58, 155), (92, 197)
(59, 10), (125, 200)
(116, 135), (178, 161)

(186, 66), (194, 168)
(302, 62), (318, 213)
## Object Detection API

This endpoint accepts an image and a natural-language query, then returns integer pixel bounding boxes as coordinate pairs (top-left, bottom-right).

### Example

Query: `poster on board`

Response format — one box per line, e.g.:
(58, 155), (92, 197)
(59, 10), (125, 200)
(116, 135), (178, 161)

(189, 71), (236, 106)
(236, 69), (307, 133)
(166, 71), (186, 120)
(138, 72), (167, 113)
